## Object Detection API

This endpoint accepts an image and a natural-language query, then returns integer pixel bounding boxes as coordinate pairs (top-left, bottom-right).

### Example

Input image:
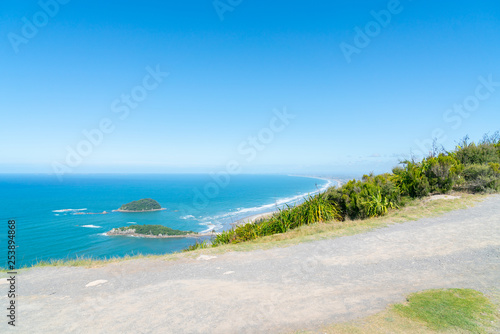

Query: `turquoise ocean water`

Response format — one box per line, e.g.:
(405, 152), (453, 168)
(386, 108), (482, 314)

(0, 174), (331, 268)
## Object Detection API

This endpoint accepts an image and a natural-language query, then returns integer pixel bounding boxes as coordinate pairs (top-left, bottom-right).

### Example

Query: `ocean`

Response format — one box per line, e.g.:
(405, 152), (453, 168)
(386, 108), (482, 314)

(0, 174), (331, 268)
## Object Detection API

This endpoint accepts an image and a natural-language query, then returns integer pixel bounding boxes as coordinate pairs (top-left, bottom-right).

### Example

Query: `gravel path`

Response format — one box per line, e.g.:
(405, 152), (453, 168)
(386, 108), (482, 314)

(2, 195), (500, 333)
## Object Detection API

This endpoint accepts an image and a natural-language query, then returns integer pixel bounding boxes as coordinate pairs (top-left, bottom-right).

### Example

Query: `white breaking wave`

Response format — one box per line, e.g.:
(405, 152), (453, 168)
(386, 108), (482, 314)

(53, 208), (87, 213)
(126, 222), (137, 224)
(81, 225), (101, 229)
(199, 224), (216, 233)
(191, 177), (335, 233)
(199, 221), (214, 226)
(203, 179), (334, 222)
(199, 223), (223, 233)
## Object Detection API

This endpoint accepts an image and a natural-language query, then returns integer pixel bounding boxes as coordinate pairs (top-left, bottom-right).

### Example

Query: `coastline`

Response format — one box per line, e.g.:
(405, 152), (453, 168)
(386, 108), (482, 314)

(233, 175), (341, 226)
(2, 174), (343, 267)
(234, 211), (276, 226)
(288, 174), (342, 188)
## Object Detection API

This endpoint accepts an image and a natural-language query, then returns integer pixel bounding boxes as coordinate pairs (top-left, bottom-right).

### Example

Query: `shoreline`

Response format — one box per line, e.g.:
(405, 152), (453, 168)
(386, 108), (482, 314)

(234, 211), (277, 226)
(233, 175), (341, 226)
(288, 174), (343, 188)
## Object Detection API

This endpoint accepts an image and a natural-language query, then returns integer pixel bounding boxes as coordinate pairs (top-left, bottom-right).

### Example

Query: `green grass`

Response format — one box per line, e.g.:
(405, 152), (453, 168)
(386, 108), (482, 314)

(394, 289), (496, 332)
(297, 288), (499, 334)
(0, 254), (146, 273)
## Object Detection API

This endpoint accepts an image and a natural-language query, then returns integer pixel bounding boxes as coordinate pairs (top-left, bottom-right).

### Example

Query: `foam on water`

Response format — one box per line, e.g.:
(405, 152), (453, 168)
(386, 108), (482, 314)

(53, 208), (87, 213)
(201, 179), (334, 223)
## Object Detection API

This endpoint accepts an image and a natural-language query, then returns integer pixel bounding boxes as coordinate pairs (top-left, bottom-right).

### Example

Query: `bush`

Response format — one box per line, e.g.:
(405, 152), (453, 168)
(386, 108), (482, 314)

(455, 164), (500, 193)
(327, 173), (400, 220)
(456, 143), (500, 165)
(392, 161), (430, 198)
(489, 162), (500, 173)
(455, 133), (500, 165)
(423, 154), (461, 193)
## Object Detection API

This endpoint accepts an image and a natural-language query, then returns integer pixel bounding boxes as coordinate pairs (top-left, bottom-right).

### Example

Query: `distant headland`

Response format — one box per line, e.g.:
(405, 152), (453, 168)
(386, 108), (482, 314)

(115, 198), (166, 212)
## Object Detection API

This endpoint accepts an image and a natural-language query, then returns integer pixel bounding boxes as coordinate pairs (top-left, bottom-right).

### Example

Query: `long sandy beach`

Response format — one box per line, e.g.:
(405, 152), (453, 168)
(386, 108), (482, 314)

(233, 176), (342, 226)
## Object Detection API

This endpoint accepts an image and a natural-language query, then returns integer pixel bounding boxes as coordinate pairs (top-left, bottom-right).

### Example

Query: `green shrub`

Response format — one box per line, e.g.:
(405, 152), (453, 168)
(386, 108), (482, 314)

(455, 134), (500, 165)
(184, 240), (211, 251)
(489, 162), (500, 173)
(392, 161), (430, 198)
(327, 173), (400, 220)
(363, 190), (398, 217)
(212, 229), (237, 246)
(423, 154), (462, 193)
(455, 163), (500, 193)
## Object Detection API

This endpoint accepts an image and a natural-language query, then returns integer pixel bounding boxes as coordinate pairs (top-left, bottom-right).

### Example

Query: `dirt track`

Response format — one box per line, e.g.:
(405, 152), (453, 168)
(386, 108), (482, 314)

(2, 195), (499, 333)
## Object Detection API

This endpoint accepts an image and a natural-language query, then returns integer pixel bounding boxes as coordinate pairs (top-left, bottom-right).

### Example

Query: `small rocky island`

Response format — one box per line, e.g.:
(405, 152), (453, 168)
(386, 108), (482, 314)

(106, 224), (214, 238)
(116, 198), (165, 212)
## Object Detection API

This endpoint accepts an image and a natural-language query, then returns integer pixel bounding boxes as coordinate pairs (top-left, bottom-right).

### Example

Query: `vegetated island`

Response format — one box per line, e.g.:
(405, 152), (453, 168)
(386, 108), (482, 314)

(106, 224), (214, 238)
(115, 198), (166, 212)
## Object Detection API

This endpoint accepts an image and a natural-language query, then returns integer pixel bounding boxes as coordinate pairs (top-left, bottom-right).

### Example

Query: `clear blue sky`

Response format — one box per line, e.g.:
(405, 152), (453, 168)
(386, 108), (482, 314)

(1, 0), (499, 175)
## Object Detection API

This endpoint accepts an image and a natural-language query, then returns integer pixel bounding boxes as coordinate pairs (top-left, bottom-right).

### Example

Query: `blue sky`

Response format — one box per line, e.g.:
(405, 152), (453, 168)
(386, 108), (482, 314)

(1, 0), (499, 175)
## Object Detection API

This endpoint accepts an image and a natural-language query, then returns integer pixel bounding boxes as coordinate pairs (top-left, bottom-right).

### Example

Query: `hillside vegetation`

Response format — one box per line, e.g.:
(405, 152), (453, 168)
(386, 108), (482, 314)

(188, 132), (500, 250)
(119, 198), (161, 211)
(118, 224), (193, 236)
